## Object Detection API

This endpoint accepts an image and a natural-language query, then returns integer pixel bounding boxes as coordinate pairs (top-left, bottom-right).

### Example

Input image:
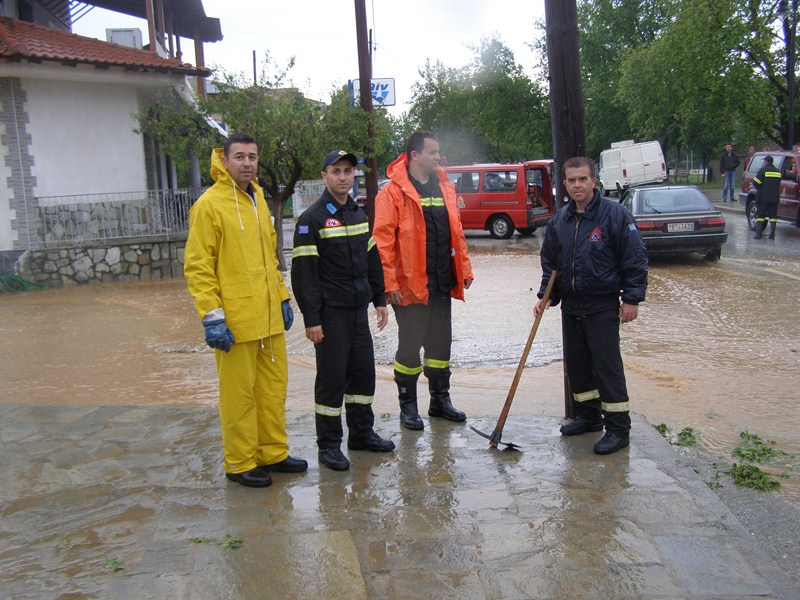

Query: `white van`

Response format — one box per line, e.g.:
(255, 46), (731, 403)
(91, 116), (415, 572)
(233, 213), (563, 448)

(598, 140), (667, 195)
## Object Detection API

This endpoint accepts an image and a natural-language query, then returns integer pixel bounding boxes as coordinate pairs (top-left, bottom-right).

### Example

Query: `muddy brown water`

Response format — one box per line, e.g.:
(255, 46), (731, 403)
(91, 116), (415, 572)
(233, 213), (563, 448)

(1, 237), (798, 505)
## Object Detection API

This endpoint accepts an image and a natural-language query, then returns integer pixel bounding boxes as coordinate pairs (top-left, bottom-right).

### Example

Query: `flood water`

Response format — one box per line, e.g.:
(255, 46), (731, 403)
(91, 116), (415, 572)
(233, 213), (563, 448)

(1, 212), (798, 505)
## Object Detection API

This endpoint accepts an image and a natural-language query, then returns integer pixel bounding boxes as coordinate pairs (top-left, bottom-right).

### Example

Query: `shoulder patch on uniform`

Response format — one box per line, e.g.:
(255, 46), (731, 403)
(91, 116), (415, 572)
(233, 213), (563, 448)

(628, 223), (637, 231)
(326, 203), (338, 214)
(298, 225), (309, 234)
(589, 227), (603, 242)
(324, 218), (342, 227)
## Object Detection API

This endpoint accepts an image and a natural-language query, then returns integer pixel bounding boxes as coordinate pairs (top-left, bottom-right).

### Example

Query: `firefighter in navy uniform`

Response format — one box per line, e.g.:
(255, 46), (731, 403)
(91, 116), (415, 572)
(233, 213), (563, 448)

(535, 157), (648, 456)
(752, 155), (781, 240)
(291, 150), (394, 471)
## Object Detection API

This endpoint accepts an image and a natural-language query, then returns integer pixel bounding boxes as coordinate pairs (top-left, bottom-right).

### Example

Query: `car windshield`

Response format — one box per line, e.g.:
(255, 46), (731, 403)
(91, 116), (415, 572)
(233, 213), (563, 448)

(639, 189), (711, 214)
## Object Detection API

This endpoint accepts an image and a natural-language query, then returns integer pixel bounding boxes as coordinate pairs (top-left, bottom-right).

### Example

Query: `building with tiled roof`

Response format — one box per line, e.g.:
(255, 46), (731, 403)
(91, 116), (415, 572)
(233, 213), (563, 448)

(0, 0), (221, 260)
(0, 16), (208, 75)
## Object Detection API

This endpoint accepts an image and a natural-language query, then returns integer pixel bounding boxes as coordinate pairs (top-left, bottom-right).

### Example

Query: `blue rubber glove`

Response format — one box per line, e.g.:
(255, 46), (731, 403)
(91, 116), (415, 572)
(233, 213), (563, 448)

(281, 300), (294, 331)
(203, 319), (235, 352)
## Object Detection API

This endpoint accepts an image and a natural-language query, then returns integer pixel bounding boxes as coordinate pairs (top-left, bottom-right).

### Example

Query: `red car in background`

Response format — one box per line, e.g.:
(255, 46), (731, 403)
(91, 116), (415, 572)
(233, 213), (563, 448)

(739, 150), (800, 230)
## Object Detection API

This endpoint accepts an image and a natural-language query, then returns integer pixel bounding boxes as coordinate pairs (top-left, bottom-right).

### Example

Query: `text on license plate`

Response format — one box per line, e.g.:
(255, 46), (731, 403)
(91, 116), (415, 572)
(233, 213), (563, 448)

(666, 222), (695, 232)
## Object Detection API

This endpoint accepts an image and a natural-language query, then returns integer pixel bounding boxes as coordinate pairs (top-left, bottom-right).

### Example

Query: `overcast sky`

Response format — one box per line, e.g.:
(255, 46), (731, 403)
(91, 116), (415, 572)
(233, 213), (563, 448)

(73, 0), (547, 113)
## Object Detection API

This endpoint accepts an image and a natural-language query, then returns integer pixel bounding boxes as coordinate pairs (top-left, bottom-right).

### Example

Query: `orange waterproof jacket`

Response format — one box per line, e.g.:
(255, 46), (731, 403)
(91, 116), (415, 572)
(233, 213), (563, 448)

(373, 153), (474, 306)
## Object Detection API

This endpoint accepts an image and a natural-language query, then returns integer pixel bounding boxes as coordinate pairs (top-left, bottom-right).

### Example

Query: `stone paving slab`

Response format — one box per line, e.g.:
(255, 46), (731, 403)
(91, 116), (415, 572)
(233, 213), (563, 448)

(0, 404), (795, 599)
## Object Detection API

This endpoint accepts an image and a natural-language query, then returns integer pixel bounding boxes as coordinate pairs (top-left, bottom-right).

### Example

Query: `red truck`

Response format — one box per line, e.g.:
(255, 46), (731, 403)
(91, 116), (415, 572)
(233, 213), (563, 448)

(445, 161), (556, 238)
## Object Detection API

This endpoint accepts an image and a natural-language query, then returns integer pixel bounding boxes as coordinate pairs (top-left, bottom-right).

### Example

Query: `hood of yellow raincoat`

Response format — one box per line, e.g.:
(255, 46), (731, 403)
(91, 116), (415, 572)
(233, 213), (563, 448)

(210, 148), (231, 185)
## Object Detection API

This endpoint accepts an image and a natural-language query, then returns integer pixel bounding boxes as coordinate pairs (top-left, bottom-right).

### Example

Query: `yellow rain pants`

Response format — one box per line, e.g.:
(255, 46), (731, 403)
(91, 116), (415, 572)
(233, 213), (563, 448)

(215, 334), (289, 473)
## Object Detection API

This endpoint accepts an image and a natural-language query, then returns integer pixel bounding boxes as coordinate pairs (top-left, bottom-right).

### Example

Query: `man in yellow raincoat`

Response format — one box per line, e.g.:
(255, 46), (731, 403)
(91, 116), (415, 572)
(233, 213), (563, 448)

(184, 133), (307, 488)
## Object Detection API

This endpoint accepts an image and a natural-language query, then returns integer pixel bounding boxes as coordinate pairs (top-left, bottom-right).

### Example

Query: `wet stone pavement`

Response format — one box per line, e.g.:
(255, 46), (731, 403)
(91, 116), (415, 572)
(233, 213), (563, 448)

(1, 403), (795, 599)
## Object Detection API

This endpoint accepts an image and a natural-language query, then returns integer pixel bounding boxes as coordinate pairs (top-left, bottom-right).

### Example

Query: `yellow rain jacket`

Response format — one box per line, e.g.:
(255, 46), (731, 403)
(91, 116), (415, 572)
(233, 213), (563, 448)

(184, 148), (290, 342)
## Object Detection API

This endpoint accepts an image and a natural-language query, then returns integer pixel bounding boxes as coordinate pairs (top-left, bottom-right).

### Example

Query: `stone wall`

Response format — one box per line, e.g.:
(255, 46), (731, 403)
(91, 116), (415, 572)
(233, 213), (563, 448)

(20, 237), (185, 286)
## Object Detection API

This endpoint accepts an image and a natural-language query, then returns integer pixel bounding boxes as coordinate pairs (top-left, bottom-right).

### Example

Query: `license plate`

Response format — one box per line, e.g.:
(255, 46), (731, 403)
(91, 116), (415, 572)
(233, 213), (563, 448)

(666, 222), (695, 232)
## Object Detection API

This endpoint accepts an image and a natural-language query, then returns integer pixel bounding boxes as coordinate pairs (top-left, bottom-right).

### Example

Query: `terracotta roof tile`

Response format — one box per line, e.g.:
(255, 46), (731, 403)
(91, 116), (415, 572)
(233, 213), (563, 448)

(0, 17), (209, 76)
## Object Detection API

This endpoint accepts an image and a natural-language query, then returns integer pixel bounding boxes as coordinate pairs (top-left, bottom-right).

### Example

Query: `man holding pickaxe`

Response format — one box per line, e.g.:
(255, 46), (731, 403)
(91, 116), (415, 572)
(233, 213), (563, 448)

(535, 157), (648, 455)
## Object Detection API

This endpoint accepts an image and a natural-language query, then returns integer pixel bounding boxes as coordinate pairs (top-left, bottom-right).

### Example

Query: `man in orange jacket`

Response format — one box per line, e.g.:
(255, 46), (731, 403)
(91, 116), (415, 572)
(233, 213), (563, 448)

(373, 131), (474, 430)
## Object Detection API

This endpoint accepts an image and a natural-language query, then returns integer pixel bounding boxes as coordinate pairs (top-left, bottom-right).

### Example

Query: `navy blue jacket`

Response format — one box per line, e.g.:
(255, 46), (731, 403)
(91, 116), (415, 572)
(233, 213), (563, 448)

(538, 190), (648, 315)
(291, 189), (386, 328)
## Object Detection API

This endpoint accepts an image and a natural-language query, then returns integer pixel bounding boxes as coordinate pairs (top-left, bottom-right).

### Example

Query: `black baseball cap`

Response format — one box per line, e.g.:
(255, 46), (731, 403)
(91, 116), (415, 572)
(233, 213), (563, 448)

(322, 150), (357, 170)
(764, 155), (773, 164)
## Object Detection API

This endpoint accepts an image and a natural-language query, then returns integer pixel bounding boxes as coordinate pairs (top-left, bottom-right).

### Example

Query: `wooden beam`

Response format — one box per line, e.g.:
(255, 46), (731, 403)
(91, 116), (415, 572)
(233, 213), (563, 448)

(144, 0), (156, 53)
(194, 32), (206, 97)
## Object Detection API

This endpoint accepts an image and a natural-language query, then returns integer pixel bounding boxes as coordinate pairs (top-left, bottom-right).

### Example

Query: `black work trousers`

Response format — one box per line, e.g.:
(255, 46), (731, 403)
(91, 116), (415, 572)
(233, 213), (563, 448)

(313, 304), (375, 448)
(755, 202), (778, 223)
(562, 308), (631, 434)
(392, 294), (452, 381)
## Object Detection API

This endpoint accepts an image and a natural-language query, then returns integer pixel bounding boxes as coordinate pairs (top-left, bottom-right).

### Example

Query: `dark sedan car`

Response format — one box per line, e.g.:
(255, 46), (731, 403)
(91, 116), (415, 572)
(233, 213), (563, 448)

(619, 185), (727, 261)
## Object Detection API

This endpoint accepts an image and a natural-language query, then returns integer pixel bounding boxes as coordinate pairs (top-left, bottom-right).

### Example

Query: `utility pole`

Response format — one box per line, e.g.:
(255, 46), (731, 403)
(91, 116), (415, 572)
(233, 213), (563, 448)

(355, 0), (379, 229)
(789, 0), (797, 149)
(544, 0), (587, 419)
(545, 0), (586, 204)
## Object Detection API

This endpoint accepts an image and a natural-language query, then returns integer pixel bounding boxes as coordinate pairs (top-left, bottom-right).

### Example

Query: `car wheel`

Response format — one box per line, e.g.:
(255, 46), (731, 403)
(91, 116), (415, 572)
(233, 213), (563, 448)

(706, 248), (721, 262)
(489, 215), (514, 239)
(517, 227), (535, 237)
(746, 200), (758, 231)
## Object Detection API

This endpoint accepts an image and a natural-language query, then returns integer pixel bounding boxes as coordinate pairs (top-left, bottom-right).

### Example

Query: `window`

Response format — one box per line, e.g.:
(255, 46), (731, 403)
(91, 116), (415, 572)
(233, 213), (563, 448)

(483, 171), (517, 192)
(449, 172), (479, 193)
(639, 189), (711, 214)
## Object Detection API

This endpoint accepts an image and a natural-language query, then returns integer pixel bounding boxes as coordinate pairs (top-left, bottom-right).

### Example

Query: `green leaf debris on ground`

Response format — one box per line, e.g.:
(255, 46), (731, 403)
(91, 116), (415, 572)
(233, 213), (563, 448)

(729, 463), (781, 491)
(655, 423), (670, 438)
(675, 427), (697, 447)
(219, 534), (244, 550)
(654, 423), (697, 447)
(104, 558), (125, 573)
(732, 431), (794, 464)
(727, 431), (796, 491)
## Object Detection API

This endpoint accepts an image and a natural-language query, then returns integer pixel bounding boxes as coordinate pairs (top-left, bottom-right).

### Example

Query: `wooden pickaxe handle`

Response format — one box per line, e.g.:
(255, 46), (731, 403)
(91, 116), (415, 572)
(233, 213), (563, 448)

(489, 270), (558, 447)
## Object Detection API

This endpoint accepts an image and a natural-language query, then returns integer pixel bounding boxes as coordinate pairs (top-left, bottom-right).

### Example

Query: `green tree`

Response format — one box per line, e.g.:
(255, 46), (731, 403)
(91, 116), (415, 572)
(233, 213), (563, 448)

(138, 55), (383, 270)
(576, 0), (677, 157)
(409, 38), (551, 164)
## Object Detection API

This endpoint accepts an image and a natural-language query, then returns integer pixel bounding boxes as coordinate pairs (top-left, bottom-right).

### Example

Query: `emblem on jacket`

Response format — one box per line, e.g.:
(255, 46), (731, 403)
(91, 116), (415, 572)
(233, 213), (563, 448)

(589, 227), (603, 242)
(325, 218), (342, 228)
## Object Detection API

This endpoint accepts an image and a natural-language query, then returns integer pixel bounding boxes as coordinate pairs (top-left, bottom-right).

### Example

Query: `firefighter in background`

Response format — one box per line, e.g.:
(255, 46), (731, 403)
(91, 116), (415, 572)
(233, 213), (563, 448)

(373, 131), (474, 431)
(291, 150), (395, 472)
(184, 133), (307, 489)
(752, 155), (781, 240)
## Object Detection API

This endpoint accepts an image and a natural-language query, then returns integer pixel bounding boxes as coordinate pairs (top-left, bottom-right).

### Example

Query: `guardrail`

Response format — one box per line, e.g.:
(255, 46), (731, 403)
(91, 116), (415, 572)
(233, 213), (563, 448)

(36, 188), (206, 247)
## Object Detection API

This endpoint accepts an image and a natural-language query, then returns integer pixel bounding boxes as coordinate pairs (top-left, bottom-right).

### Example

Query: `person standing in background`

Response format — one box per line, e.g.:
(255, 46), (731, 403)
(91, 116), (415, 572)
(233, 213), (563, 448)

(719, 144), (740, 203)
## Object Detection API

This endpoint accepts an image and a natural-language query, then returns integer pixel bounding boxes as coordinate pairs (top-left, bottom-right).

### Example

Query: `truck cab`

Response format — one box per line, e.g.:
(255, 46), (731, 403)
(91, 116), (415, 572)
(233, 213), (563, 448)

(445, 161), (556, 238)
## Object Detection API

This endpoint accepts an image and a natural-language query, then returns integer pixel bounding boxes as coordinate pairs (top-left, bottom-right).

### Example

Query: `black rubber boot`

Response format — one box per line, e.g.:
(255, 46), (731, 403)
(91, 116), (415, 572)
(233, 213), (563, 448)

(754, 221), (765, 239)
(768, 222), (776, 239)
(427, 371), (466, 422)
(395, 372), (423, 430)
